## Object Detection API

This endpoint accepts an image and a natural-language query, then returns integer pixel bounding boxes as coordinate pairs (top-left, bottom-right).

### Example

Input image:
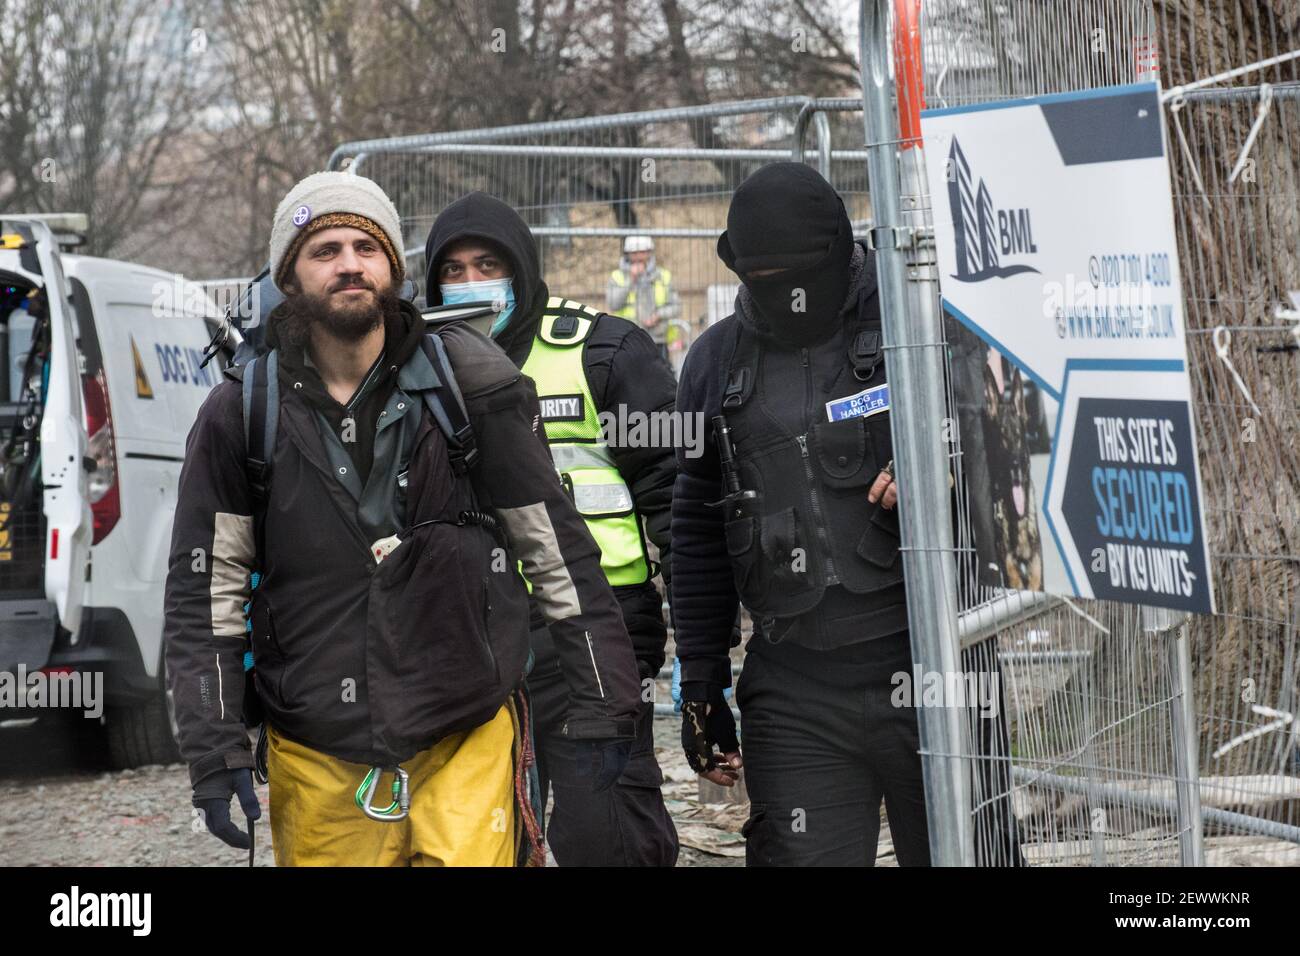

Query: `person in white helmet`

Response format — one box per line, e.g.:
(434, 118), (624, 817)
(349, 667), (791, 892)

(607, 235), (680, 362)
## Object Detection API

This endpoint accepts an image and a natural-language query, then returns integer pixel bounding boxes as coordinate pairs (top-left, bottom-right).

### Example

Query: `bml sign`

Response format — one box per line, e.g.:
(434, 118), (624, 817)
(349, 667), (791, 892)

(922, 82), (1215, 615)
(947, 137), (1040, 281)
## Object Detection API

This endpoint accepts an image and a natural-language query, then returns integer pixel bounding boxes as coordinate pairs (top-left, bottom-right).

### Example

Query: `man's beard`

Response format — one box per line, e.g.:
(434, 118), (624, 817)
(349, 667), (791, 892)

(273, 279), (401, 350)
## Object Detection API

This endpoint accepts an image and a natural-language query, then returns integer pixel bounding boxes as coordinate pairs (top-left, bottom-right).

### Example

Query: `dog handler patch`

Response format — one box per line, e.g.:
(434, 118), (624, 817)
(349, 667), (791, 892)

(826, 383), (890, 423)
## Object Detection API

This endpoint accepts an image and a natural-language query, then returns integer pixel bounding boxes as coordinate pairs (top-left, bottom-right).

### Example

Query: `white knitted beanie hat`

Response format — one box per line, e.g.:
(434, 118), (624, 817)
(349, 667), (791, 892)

(269, 171), (405, 292)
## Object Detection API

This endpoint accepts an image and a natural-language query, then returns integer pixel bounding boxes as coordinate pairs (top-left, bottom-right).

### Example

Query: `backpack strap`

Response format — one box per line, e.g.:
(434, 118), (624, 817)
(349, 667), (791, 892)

(241, 351), (279, 556)
(848, 270), (885, 382)
(722, 321), (757, 410)
(419, 332), (479, 476)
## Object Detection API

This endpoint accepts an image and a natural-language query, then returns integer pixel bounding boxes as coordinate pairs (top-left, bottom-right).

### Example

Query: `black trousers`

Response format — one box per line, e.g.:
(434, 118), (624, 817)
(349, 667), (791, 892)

(529, 671), (679, 867)
(735, 640), (933, 867)
(737, 635), (1026, 867)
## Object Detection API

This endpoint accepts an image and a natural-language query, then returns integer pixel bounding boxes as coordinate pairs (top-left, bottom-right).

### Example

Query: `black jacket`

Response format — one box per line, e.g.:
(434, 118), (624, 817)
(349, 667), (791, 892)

(671, 243), (909, 693)
(425, 193), (676, 673)
(164, 302), (641, 785)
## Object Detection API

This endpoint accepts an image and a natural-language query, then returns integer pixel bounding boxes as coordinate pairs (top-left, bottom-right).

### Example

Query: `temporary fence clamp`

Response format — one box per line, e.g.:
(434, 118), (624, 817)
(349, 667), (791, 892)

(867, 224), (932, 252)
(867, 225), (909, 251)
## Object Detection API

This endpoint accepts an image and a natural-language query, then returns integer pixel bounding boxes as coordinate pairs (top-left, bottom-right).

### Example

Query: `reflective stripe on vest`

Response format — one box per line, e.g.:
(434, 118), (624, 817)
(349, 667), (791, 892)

(572, 481), (634, 514)
(550, 442), (617, 471)
(609, 268), (671, 320)
(521, 299), (649, 586)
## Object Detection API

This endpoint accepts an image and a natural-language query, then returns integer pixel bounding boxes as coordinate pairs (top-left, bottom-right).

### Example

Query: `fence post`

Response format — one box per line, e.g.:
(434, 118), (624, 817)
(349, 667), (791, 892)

(791, 103), (835, 179)
(1159, 609), (1205, 866)
(1080, 653), (1107, 866)
(860, 0), (972, 866)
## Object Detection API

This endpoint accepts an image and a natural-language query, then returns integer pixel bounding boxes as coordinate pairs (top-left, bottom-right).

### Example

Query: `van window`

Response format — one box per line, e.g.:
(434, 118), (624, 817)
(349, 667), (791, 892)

(6, 308), (36, 403)
(69, 279), (104, 378)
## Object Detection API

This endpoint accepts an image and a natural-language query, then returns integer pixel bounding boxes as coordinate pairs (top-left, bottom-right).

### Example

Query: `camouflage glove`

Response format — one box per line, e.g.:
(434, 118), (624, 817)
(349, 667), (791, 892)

(680, 684), (740, 776)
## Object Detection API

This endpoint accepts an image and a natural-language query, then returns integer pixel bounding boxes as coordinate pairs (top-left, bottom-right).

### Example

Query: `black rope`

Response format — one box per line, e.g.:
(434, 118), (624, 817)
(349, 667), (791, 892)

(403, 510), (503, 541)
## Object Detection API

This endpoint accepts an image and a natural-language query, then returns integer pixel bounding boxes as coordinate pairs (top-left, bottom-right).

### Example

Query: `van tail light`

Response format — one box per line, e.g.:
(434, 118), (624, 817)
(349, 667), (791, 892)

(82, 368), (120, 543)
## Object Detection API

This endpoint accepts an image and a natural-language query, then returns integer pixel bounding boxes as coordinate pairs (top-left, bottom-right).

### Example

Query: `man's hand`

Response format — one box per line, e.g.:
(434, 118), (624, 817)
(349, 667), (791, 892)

(629, 260), (645, 281)
(192, 768), (261, 850)
(868, 458), (898, 510)
(681, 689), (742, 786)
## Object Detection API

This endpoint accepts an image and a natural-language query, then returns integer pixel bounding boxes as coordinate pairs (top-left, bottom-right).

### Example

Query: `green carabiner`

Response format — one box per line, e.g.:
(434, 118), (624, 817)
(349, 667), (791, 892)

(355, 765), (411, 822)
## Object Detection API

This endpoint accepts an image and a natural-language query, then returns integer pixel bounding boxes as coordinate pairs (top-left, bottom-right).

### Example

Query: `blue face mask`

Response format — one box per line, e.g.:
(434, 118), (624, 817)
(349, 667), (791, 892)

(439, 277), (516, 337)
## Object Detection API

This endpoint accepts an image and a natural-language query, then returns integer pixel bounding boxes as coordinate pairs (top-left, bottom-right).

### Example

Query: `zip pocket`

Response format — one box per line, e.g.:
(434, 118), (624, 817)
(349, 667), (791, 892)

(251, 604), (287, 705)
(252, 602), (287, 661)
(478, 575), (498, 673)
(584, 630), (607, 700)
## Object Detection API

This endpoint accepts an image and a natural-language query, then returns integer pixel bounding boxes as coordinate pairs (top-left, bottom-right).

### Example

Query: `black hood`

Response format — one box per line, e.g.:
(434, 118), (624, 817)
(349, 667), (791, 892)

(423, 192), (546, 356)
(719, 162), (855, 348)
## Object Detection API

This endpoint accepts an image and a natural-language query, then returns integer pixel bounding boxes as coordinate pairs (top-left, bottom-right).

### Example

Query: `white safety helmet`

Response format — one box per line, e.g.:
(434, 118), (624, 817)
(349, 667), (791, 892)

(623, 235), (654, 254)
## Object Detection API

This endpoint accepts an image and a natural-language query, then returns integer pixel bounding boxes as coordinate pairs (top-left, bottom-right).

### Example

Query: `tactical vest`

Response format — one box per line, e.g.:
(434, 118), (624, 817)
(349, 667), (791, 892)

(609, 267), (672, 320)
(521, 297), (650, 587)
(718, 289), (908, 650)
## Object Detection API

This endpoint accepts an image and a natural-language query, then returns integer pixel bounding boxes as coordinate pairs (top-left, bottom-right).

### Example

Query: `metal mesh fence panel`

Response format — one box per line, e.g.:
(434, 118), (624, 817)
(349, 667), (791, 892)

(330, 99), (869, 372)
(897, 0), (1300, 865)
(1156, 0), (1300, 867)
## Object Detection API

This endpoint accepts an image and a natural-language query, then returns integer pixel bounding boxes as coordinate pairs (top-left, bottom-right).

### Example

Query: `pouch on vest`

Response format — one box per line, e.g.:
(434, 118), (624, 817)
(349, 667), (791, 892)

(718, 290), (904, 644)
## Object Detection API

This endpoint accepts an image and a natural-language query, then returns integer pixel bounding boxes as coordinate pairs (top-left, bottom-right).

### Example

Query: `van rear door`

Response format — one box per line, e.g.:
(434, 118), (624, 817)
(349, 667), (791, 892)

(29, 221), (92, 633)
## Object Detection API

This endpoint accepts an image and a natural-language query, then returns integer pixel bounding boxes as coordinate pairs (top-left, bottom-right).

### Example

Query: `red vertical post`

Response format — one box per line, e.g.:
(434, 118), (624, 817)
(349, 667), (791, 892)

(893, 0), (925, 149)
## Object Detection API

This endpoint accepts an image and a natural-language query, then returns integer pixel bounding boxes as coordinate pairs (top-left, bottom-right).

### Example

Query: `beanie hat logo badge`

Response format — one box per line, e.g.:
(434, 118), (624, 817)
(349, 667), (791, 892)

(292, 204), (312, 228)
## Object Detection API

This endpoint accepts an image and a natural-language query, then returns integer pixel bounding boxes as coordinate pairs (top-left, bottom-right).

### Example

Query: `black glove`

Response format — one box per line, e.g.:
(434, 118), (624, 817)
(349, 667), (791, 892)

(681, 684), (740, 776)
(193, 768), (261, 850)
(568, 738), (633, 793)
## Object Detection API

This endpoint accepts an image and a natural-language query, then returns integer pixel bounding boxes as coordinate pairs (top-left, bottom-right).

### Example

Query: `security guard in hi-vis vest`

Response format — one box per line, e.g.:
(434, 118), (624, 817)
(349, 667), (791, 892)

(606, 235), (680, 362)
(424, 193), (679, 866)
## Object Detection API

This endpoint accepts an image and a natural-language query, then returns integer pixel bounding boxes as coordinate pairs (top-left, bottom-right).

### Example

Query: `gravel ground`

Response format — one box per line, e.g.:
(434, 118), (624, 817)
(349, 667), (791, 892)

(2, 634), (1285, 867)
(0, 699), (764, 867)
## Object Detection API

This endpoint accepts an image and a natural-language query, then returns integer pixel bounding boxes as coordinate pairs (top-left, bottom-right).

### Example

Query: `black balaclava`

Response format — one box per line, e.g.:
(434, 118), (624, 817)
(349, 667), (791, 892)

(718, 162), (854, 348)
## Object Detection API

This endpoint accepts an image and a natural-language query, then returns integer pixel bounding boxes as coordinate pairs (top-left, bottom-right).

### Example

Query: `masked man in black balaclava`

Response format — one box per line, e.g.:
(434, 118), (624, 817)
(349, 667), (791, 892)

(671, 162), (927, 866)
(672, 163), (1025, 867)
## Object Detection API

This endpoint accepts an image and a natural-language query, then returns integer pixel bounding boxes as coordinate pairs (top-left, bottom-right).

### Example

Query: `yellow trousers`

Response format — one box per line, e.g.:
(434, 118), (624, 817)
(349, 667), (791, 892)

(267, 705), (516, 866)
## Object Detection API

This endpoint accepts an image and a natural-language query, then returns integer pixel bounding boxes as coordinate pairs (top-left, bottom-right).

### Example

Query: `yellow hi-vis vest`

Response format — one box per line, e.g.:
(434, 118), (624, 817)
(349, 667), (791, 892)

(520, 297), (651, 587)
(609, 267), (672, 320)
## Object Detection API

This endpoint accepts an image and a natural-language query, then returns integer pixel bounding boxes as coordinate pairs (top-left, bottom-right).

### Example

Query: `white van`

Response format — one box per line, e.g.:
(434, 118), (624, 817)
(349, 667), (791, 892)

(0, 215), (238, 767)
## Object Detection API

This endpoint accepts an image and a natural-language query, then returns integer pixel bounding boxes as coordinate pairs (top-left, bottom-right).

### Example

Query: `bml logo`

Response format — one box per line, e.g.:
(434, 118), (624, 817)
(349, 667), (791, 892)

(947, 137), (1040, 281)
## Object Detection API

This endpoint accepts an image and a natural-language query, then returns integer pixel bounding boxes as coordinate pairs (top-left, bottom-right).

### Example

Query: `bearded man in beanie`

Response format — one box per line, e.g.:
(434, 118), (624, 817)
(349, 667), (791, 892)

(164, 172), (642, 866)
